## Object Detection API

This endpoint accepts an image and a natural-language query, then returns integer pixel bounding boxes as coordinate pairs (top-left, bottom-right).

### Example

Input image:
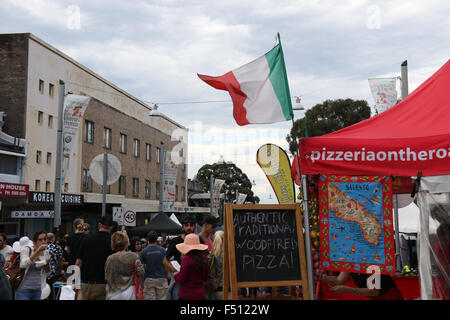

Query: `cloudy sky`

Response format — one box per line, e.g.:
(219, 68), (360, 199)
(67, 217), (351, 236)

(2, 0), (450, 203)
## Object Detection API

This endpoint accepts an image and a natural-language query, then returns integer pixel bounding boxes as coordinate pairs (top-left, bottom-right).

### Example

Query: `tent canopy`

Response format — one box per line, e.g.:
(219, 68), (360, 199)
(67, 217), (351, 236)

(127, 213), (182, 238)
(299, 60), (450, 177)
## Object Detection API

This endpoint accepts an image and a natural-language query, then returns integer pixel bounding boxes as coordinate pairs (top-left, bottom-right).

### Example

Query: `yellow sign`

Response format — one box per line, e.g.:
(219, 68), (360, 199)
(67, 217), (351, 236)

(256, 144), (295, 204)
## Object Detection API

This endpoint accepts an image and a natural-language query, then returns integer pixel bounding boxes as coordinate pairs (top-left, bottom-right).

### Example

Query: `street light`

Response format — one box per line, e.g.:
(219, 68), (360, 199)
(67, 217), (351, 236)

(291, 94), (314, 300)
(149, 104), (162, 117)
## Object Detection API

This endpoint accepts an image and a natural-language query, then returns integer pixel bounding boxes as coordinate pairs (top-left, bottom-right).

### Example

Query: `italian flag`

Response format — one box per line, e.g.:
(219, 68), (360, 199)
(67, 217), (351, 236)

(198, 38), (293, 126)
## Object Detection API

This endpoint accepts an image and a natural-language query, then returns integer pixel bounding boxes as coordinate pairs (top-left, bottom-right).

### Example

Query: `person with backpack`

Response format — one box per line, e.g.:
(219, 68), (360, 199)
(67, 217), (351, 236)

(14, 231), (51, 300)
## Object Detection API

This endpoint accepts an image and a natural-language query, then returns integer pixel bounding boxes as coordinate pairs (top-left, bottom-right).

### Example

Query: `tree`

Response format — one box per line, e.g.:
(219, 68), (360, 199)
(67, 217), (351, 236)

(286, 98), (371, 156)
(193, 161), (260, 204)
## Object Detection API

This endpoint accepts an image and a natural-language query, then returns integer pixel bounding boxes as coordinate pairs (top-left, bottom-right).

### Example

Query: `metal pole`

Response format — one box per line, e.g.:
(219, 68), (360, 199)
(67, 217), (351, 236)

(401, 60), (409, 99)
(291, 114), (314, 299)
(210, 174), (214, 215)
(392, 60), (409, 273)
(54, 80), (65, 230)
(101, 152), (108, 217)
(302, 174), (315, 300)
(393, 195), (402, 273)
(159, 142), (165, 214)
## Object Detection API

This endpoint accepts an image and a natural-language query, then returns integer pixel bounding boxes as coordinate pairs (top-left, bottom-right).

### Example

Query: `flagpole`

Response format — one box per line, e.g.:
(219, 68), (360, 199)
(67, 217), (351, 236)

(291, 113), (314, 300)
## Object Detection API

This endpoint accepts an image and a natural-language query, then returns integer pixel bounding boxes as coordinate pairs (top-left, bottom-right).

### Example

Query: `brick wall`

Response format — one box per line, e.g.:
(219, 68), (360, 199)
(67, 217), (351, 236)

(0, 33), (29, 138)
(81, 98), (186, 201)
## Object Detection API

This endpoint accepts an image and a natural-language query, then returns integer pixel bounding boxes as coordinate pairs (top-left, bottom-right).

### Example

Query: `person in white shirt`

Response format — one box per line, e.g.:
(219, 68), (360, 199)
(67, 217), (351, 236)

(0, 233), (14, 267)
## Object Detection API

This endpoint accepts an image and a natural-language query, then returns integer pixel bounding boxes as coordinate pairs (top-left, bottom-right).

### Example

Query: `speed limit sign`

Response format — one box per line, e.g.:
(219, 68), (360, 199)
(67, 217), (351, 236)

(113, 207), (136, 227)
(122, 209), (137, 227)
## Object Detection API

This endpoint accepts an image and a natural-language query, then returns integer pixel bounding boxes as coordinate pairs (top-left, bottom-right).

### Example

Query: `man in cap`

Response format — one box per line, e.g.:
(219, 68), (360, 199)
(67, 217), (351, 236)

(164, 215), (197, 299)
(198, 215), (219, 252)
(75, 216), (114, 300)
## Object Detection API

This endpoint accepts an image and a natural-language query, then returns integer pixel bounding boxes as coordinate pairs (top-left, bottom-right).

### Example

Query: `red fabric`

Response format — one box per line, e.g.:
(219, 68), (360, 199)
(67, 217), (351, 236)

(319, 276), (419, 300)
(299, 60), (450, 176)
(291, 154), (301, 186)
(197, 72), (249, 126)
(174, 254), (208, 300)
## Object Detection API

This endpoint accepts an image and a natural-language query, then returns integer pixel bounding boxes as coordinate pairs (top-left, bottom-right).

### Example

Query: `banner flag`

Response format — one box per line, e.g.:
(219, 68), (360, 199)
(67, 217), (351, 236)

(61, 95), (91, 185)
(368, 78), (397, 114)
(211, 179), (225, 217)
(319, 175), (395, 274)
(256, 144), (295, 204)
(162, 159), (178, 212)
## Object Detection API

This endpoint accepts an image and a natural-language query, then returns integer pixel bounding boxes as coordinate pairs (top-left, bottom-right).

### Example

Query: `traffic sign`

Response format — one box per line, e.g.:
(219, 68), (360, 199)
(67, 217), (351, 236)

(112, 207), (136, 227)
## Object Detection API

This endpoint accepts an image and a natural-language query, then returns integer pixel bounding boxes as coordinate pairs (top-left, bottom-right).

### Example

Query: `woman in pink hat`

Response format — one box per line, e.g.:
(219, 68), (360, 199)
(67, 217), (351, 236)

(174, 233), (209, 300)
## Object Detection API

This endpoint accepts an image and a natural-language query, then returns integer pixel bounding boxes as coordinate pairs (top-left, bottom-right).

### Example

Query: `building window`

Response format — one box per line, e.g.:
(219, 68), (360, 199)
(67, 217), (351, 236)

(145, 180), (151, 199)
(49, 83), (54, 97)
(133, 178), (139, 198)
(46, 152), (52, 165)
(156, 182), (160, 200)
(175, 185), (178, 201)
(35, 180), (40, 191)
(39, 79), (44, 93)
(36, 150), (42, 164)
(181, 187), (185, 201)
(104, 127), (111, 149)
(64, 183), (69, 193)
(133, 139), (140, 157)
(85, 120), (94, 143)
(146, 144), (151, 161)
(82, 169), (92, 192)
(48, 115), (53, 128)
(119, 176), (126, 195)
(120, 133), (127, 154)
(38, 111), (43, 124)
(45, 181), (50, 192)
(156, 147), (161, 164)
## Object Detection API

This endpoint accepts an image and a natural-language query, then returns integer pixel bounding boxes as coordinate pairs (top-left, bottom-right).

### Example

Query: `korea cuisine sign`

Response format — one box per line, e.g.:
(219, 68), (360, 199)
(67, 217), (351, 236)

(28, 191), (84, 205)
(0, 182), (29, 197)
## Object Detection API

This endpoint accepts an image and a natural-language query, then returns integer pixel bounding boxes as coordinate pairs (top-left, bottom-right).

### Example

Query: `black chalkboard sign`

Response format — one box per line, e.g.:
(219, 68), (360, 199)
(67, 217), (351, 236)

(223, 203), (309, 299)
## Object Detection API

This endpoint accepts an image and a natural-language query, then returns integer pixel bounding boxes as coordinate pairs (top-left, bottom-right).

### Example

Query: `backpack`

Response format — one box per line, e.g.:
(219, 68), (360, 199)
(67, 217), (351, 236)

(204, 254), (219, 294)
(4, 247), (30, 292)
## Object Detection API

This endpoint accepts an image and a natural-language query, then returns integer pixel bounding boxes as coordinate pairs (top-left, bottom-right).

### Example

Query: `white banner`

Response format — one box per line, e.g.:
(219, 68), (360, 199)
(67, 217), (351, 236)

(162, 159), (178, 211)
(62, 95), (91, 185)
(236, 192), (247, 204)
(212, 179), (225, 217)
(368, 78), (397, 114)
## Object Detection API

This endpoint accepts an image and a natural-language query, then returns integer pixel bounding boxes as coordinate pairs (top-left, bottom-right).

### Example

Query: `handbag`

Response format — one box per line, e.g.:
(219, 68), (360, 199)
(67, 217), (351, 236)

(204, 254), (219, 294)
(4, 247), (30, 292)
(133, 260), (144, 300)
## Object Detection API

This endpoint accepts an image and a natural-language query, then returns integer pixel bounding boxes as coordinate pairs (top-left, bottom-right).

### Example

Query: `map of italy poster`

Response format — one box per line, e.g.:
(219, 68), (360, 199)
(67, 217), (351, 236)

(319, 175), (395, 275)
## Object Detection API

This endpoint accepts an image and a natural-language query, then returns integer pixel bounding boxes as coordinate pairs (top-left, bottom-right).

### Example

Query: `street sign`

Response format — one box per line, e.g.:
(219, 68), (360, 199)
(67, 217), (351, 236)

(112, 207), (136, 227)
(123, 209), (137, 226)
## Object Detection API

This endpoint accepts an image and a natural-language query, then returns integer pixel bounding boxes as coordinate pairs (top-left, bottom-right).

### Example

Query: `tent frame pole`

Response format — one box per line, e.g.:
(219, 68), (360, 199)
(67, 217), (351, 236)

(301, 174), (315, 300)
(393, 194), (402, 273)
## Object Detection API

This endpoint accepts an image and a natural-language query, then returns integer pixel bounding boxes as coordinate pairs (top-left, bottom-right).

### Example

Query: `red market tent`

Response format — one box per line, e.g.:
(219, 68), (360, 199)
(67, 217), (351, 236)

(298, 60), (450, 177)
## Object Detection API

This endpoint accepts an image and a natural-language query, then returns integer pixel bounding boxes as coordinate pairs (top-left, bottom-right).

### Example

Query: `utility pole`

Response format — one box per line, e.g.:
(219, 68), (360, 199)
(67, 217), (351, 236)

(159, 142), (165, 215)
(54, 80), (65, 231)
(401, 60), (409, 99)
(210, 174), (214, 215)
(101, 152), (108, 216)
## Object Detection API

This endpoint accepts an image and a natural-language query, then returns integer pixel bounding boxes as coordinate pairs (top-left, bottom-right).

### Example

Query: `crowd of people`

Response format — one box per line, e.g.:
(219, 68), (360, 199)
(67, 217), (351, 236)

(0, 214), (224, 301)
